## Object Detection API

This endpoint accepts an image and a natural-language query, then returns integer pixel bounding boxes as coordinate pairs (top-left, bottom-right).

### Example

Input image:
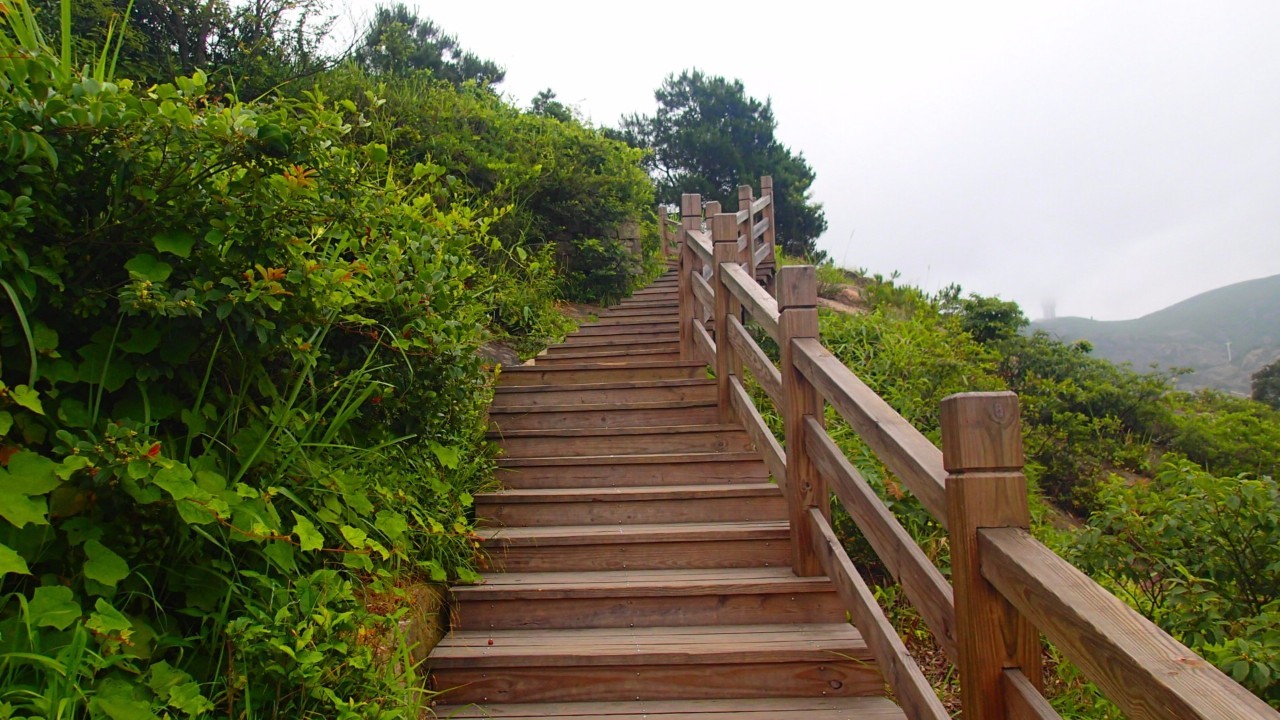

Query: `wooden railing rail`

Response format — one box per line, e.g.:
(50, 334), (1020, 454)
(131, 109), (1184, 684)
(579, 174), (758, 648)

(663, 181), (1280, 720)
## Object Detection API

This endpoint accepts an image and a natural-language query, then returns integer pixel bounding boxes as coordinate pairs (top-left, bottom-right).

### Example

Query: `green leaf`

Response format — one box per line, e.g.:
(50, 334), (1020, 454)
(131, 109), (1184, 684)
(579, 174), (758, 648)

(153, 464), (196, 499)
(87, 598), (132, 636)
(429, 441), (460, 469)
(124, 254), (173, 283)
(339, 525), (368, 549)
(374, 511), (408, 541)
(28, 585), (81, 630)
(153, 231), (196, 258)
(292, 513), (323, 551)
(0, 487), (48, 527)
(83, 540), (130, 588)
(92, 677), (160, 720)
(5, 452), (59, 494)
(10, 385), (43, 414)
(0, 411), (10, 436)
(0, 542), (30, 577)
(119, 327), (161, 354)
(263, 541), (297, 573)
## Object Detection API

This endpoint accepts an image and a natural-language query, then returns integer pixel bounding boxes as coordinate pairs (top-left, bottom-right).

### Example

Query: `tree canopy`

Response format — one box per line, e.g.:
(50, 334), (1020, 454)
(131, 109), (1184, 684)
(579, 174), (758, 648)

(355, 3), (504, 85)
(619, 69), (828, 258)
(1253, 357), (1280, 409)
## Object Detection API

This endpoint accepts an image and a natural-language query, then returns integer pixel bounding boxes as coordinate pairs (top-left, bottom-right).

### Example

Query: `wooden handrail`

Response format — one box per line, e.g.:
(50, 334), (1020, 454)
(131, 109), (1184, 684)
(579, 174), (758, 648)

(663, 174), (1278, 720)
(720, 263), (780, 340)
(791, 338), (949, 526)
(804, 417), (958, 662)
(980, 527), (1278, 720)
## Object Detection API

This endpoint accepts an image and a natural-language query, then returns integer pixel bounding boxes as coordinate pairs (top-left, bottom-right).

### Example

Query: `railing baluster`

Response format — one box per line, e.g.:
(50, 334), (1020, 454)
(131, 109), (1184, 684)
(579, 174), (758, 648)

(942, 391), (1043, 720)
(678, 193), (700, 361)
(778, 265), (825, 576)
(760, 175), (776, 288)
(658, 205), (669, 259)
(713, 213), (740, 422)
(739, 184), (756, 276)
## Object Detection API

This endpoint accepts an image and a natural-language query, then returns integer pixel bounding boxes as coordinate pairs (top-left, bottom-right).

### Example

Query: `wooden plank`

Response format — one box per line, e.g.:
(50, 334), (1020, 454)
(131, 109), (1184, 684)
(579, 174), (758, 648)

(560, 331), (679, 347)
(500, 361), (706, 387)
(489, 401), (717, 432)
(492, 379), (716, 408)
(750, 194), (771, 215)
(726, 314), (782, 406)
(493, 425), (756, 458)
(687, 228), (713, 265)
(808, 509), (951, 720)
(1004, 669), (1062, 720)
(574, 321), (679, 336)
(754, 241), (772, 268)
(751, 217), (770, 241)
(494, 455), (767, 489)
(712, 213), (739, 422)
(478, 520), (790, 547)
(720, 263), (780, 341)
(980, 527), (1280, 720)
(691, 269), (714, 320)
(804, 418), (958, 663)
(434, 696), (904, 719)
(477, 486), (786, 526)
(791, 338), (948, 527)
(536, 350), (679, 366)
(691, 317), (715, 367)
(586, 315), (681, 327)
(729, 376), (786, 490)
(488, 537), (791, 572)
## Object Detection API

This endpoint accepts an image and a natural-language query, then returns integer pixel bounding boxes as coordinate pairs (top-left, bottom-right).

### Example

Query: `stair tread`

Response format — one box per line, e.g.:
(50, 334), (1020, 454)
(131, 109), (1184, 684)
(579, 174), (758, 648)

(478, 520), (788, 545)
(432, 623), (867, 667)
(433, 696), (905, 719)
(454, 566), (833, 598)
(501, 360), (705, 373)
(475, 483), (780, 504)
(497, 451), (763, 467)
(489, 399), (714, 415)
(495, 378), (713, 395)
(489, 424), (744, 439)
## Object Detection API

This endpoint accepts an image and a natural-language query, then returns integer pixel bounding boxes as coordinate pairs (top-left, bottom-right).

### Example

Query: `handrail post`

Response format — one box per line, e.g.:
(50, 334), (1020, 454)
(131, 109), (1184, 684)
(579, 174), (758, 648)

(761, 175), (776, 282)
(739, 184), (755, 276)
(658, 205), (669, 260)
(712, 213), (740, 422)
(942, 392), (1043, 720)
(678, 194), (701, 361)
(778, 265), (825, 576)
(705, 200), (721, 219)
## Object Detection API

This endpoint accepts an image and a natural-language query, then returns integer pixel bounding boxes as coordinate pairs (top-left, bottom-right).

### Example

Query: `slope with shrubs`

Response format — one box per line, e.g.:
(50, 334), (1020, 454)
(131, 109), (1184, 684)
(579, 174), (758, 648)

(0, 4), (656, 717)
(793, 261), (1280, 711)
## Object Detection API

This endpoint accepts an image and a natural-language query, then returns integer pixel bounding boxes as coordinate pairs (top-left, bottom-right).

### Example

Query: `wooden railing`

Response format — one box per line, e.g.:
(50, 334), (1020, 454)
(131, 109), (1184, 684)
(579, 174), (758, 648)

(669, 185), (1280, 720)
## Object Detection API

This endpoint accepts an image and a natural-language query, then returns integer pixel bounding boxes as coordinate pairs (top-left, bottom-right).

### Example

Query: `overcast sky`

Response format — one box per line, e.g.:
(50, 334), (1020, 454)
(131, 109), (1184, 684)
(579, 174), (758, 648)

(340, 1), (1280, 321)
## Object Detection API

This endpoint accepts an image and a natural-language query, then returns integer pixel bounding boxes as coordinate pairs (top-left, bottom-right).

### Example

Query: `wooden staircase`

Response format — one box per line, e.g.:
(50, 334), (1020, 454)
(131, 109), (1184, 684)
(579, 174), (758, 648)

(430, 266), (906, 719)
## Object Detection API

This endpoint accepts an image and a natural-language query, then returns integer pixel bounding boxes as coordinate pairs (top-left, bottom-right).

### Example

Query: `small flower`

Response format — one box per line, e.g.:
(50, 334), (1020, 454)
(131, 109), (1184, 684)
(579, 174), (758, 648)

(147, 442), (161, 458)
(282, 164), (317, 189)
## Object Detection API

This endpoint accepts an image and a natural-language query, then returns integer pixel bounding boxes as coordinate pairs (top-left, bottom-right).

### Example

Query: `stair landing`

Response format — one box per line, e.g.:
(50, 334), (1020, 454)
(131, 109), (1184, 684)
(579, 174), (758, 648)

(431, 267), (903, 719)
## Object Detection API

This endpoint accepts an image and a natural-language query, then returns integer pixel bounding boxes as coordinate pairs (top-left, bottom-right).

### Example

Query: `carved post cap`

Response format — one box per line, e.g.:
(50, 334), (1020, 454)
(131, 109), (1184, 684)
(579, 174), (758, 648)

(940, 391), (1025, 472)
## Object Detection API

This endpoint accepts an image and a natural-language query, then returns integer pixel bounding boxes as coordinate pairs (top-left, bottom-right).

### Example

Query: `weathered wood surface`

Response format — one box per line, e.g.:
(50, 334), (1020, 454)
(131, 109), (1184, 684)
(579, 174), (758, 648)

(435, 697), (904, 719)
(726, 314), (782, 405)
(804, 417), (958, 662)
(808, 509), (951, 720)
(1004, 669), (1062, 720)
(981, 527), (1279, 720)
(691, 316), (715, 366)
(791, 338), (948, 526)
(729, 376), (786, 488)
(777, 266), (825, 577)
(721, 262), (780, 340)
(476, 484), (786, 526)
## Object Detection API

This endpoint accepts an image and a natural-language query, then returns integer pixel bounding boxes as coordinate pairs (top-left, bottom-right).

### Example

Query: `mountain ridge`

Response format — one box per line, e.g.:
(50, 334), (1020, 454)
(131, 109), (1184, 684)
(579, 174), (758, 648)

(1030, 273), (1280, 395)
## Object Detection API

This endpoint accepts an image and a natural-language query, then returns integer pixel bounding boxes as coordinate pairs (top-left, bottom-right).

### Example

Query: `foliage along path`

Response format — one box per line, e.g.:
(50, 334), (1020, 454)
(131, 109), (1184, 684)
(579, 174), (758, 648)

(427, 264), (906, 718)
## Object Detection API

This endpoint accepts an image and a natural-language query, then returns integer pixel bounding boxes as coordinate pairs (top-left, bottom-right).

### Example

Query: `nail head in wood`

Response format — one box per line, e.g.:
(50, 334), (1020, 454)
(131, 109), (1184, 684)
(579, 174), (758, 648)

(940, 392), (1024, 472)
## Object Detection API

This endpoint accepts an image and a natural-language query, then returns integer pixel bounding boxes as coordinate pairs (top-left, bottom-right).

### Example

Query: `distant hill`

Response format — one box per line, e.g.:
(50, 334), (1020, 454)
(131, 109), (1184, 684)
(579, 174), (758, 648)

(1030, 274), (1280, 395)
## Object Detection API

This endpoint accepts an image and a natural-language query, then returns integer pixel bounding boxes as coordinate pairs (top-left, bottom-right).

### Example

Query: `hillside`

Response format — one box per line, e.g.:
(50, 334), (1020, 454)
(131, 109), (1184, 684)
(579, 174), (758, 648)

(1031, 273), (1280, 394)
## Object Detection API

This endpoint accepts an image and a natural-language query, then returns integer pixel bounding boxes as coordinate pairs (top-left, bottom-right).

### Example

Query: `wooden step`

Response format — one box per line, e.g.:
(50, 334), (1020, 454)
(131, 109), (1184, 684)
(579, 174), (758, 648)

(430, 623), (881, 704)
(583, 315), (680, 328)
(534, 349), (680, 366)
(571, 321), (679, 337)
(476, 483), (786, 526)
(559, 330), (680, 346)
(492, 379), (715, 408)
(498, 361), (706, 387)
(489, 399), (717, 431)
(493, 424), (754, 459)
(608, 298), (679, 310)
(478, 521), (790, 572)
(495, 452), (769, 488)
(452, 566), (844, 630)
(544, 338), (678, 356)
(597, 306), (679, 318)
(434, 697), (906, 719)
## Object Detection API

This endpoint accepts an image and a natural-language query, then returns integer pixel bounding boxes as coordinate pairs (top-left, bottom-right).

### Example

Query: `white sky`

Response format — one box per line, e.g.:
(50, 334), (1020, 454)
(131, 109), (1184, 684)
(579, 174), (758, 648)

(337, 1), (1280, 320)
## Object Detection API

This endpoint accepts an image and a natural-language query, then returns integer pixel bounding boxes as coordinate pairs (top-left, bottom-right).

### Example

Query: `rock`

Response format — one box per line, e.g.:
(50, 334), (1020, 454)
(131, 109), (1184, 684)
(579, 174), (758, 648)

(478, 341), (520, 367)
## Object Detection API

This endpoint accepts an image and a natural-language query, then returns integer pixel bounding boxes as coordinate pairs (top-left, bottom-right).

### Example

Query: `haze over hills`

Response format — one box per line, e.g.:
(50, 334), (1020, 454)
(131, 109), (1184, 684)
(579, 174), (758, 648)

(1030, 273), (1280, 395)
